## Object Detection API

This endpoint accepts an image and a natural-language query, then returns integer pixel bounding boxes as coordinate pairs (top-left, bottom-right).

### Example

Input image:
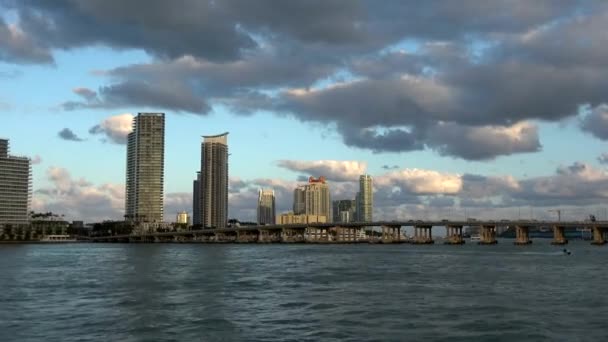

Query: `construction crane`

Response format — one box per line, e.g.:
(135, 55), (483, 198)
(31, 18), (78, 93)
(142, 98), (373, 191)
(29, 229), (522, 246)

(548, 209), (561, 221)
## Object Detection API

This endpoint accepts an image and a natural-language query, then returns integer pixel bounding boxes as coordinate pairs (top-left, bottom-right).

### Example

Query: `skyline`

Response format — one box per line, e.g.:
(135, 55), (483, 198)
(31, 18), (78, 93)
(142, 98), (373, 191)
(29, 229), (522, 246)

(3, 1), (608, 222)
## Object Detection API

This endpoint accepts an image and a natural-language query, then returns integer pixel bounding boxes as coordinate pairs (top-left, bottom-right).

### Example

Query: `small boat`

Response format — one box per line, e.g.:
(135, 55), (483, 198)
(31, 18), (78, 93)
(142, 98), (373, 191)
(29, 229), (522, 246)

(469, 234), (481, 242)
(40, 235), (77, 242)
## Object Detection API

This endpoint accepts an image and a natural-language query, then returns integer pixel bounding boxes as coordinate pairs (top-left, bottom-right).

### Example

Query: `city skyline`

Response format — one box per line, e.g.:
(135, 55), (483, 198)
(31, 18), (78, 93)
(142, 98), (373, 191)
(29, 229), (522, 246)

(4, 1), (608, 223)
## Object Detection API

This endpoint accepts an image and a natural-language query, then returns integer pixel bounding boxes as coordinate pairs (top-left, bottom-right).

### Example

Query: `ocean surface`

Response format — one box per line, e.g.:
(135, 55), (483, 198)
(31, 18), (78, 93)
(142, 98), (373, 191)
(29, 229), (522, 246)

(0, 240), (607, 341)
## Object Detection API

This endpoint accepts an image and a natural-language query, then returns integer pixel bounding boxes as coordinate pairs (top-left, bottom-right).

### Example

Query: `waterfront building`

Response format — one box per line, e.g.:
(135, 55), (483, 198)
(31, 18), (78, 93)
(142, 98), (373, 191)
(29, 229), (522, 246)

(332, 199), (356, 223)
(358, 174), (373, 222)
(292, 176), (331, 223)
(176, 211), (189, 224)
(199, 132), (229, 229)
(293, 186), (306, 214)
(0, 138), (31, 227)
(278, 212), (327, 224)
(192, 172), (201, 226)
(257, 189), (276, 225)
(125, 113), (165, 223)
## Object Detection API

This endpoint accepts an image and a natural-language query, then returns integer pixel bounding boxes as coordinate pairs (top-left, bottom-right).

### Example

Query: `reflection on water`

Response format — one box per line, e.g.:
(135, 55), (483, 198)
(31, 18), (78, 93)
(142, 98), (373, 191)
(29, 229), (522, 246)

(0, 241), (607, 341)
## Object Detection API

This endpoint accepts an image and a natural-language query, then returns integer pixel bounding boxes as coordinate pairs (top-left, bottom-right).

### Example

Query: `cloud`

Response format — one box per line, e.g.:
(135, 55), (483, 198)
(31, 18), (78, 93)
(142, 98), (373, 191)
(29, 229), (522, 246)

(58, 128), (84, 142)
(0, 69), (22, 79)
(513, 162), (608, 206)
(89, 113), (133, 144)
(277, 160), (367, 182)
(580, 104), (608, 140)
(0, 17), (53, 64)
(598, 153), (608, 165)
(164, 193), (192, 221)
(63, 81), (210, 114)
(375, 168), (462, 195)
(6, 0), (608, 160)
(33, 167), (125, 222)
(382, 165), (399, 170)
(427, 121), (542, 160)
(31, 155), (42, 165)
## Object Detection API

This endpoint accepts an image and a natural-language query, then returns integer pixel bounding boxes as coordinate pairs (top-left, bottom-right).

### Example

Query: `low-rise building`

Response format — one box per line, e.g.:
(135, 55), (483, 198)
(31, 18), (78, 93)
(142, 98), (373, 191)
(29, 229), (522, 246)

(278, 212), (327, 224)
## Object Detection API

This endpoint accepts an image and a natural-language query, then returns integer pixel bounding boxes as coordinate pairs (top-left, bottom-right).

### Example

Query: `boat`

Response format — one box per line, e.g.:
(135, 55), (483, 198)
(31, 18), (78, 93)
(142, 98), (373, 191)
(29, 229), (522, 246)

(39, 235), (77, 242)
(469, 234), (481, 242)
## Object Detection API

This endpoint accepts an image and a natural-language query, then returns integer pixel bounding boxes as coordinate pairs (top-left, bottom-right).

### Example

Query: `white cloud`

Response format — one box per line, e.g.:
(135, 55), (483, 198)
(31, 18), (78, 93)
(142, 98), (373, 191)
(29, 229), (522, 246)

(89, 113), (134, 144)
(375, 168), (462, 194)
(277, 160), (367, 181)
(34, 167), (125, 222)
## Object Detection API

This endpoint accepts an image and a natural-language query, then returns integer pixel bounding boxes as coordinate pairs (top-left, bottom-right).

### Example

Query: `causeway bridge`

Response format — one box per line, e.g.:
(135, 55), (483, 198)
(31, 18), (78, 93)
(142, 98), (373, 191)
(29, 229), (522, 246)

(89, 220), (608, 245)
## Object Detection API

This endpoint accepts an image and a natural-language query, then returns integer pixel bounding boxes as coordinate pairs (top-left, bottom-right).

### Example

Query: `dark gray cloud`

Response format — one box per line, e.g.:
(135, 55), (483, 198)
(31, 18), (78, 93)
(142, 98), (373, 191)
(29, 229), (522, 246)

(5, 0), (608, 160)
(426, 122), (541, 160)
(580, 104), (608, 140)
(58, 128), (84, 142)
(63, 80), (210, 114)
(0, 17), (53, 64)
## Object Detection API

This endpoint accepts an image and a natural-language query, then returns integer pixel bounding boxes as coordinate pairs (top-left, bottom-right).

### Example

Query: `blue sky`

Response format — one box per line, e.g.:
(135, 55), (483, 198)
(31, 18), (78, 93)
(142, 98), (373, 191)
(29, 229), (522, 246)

(2, 1), (608, 222)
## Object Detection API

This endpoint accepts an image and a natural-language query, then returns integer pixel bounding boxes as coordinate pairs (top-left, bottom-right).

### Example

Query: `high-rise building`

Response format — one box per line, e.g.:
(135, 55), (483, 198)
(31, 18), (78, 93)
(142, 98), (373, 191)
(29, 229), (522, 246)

(192, 172), (201, 226)
(293, 186), (306, 214)
(0, 139), (31, 226)
(292, 176), (331, 223)
(199, 132), (229, 229)
(176, 211), (189, 224)
(358, 174), (373, 222)
(333, 199), (356, 223)
(257, 189), (276, 225)
(125, 113), (165, 223)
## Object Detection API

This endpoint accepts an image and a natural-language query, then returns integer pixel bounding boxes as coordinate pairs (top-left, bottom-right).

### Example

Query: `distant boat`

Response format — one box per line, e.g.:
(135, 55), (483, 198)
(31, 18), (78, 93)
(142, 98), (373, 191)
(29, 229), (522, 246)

(40, 235), (77, 242)
(470, 234), (481, 242)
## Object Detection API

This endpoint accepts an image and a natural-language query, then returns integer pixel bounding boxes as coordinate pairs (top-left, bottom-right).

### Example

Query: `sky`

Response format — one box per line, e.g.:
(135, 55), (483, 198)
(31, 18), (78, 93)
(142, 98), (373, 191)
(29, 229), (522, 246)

(2, 0), (608, 223)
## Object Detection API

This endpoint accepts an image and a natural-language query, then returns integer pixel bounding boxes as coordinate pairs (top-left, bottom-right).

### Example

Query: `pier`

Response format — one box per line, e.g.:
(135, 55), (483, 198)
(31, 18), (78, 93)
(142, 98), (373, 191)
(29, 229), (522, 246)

(88, 220), (608, 245)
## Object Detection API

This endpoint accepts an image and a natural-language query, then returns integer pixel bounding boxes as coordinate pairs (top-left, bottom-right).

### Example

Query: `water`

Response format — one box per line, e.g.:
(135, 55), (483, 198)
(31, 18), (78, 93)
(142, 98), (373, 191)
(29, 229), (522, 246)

(0, 240), (606, 341)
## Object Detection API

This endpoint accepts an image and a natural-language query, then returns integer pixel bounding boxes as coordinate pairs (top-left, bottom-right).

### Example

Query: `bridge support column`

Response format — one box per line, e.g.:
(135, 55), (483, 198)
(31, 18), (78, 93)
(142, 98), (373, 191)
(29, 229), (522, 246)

(258, 229), (269, 243)
(478, 225), (497, 245)
(514, 226), (532, 245)
(444, 225), (464, 245)
(551, 226), (568, 245)
(413, 225), (434, 244)
(591, 226), (607, 245)
(381, 225), (401, 243)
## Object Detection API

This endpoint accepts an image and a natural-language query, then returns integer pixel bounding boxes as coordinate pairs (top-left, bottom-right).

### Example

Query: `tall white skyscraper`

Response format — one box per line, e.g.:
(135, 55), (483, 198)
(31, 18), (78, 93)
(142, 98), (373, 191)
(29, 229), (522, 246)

(125, 113), (165, 223)
(358, 174), (373, 222)
(0, 138), (31, 226)
(200, 132), (229, 229)
(257, 189), (276, 225)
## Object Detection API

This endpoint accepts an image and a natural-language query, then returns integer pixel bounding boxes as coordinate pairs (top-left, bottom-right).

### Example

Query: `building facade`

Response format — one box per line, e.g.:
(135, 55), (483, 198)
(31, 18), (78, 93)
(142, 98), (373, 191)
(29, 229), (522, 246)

(199, 132), (229, 229)
(192, 172), (201, 226)
(332, 199), (356, 223)
(125, 113), (165, 223)
(358, 174), (373, 222)
(176, 211), (189, 224)
(292, 176), (331, 223)
(277, 212), (327, 224)
(257, 189), (276, 225)
(0, 138), (31, 227)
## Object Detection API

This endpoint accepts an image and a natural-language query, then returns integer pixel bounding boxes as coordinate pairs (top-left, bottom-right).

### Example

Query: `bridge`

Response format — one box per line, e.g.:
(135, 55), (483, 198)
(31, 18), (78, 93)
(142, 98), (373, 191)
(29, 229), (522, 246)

(89, 220), (608, 245)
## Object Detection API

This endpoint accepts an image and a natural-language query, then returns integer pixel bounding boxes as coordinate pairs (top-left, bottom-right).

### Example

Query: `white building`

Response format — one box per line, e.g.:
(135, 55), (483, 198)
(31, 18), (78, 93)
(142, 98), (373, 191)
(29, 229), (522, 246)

(0, 138), (31, 227)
